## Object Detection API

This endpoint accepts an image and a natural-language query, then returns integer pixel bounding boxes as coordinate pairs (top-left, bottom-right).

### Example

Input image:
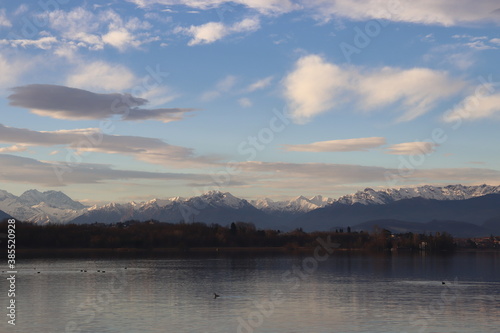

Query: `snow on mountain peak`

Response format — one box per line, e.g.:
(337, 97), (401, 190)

(335, 184), (500, 205)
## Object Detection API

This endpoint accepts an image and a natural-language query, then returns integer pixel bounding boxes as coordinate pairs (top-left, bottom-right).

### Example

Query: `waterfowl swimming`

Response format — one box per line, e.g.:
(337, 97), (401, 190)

(214, 293), (220, 299)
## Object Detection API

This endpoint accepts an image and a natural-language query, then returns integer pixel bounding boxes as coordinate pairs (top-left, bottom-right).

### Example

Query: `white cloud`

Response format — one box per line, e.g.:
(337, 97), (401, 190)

(128, 0), (298, 15)
(282, 54), (464, 124)
(304, 0), (500, 26)
(0, 8), (12, 27)
(67, 61), (136, 91)
(386, 142), (438, 155)
(43, 7), (156, 51)
(491, 38), (500, 45)
(282, 54), (350, 124)
(246, 76), (273, 92)
(238, 97), (252, 107)
(0, 145), (28, 153)
(358, 67), (464, 122)
(0, 54), (27, 89)
(283, 137), (386, 152)
(5, 37), (59, 50)
(201, 75), (237, 101)
(130, 0), (499, 26)
(177, 16), (260, 45)
(181, 21), (227, 45)
(102, 29), (136, 50)
(443, 93), (500, 122)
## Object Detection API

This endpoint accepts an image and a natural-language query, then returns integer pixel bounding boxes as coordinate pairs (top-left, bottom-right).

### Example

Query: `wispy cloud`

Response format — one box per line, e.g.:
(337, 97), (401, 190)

(8, 84), (195, 123)
(0, 54), (28, 88)
(282, 54), (464, 124)
(0, 124), (217, 167)
(0, 36), (58, 50)
(129, 0), (500, 26)
(443, 93), (500, 122)
(0, 8), (12, 27)
(40, 7), (157, 51)
(0, 154), (210, 186)
(176, 17), (260, 45)
(283, 137), (386, 152)
(385, 142), (438, 155)
(201, 75), (237, 101)
(66, 61), (137, 91)
(303, 0), (500, 26)
(246, 76), (273, 92)
(0, 145), (28, 153)
(128, 0), (298, 15)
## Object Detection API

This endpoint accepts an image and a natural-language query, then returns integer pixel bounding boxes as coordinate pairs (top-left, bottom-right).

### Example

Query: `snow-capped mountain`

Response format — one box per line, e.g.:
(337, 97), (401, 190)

(334, 184), (500, 205)
(251, 195), (334, 213)
(18, 189), (86, 210)
(0, 189), (88, 223)
(2, 185), (500, 229)
(70, 191), (276, 228)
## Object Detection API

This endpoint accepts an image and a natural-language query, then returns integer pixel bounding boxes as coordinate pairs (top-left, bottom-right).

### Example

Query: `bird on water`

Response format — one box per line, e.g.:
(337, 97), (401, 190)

(214, 293), (220, 299)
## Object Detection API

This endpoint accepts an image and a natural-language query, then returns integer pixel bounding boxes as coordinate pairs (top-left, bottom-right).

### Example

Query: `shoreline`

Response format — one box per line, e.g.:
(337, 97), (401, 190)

(13, 247), (499, 258)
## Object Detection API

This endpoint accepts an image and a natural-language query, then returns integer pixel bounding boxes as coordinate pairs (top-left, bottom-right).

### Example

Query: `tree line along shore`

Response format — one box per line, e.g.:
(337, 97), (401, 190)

(4, 219), (497, 253)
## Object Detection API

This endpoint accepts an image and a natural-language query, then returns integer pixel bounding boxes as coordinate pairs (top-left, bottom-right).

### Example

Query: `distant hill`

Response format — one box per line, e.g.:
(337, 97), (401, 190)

(352, 219), (490, 238)
(291, 194), (500, 232)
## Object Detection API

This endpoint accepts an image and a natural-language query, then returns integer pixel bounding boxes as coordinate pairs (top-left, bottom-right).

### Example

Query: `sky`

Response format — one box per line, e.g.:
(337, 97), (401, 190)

(0, 0), (499, 204)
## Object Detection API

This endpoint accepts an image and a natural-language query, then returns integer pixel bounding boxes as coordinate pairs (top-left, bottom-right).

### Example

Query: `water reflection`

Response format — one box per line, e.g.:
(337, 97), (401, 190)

(1, 252), (498, 333)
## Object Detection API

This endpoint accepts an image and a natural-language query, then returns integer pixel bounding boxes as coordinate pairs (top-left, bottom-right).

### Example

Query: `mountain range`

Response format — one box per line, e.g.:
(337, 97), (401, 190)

(1, 185), (500, 237)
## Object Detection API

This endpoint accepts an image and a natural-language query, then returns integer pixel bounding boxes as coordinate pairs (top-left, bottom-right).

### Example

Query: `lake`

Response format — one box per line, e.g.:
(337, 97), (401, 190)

(2, 251), (499, 333)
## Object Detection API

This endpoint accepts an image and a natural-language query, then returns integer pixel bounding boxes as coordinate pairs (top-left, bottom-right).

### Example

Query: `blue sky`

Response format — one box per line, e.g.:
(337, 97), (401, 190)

(0, 0), (499, 204)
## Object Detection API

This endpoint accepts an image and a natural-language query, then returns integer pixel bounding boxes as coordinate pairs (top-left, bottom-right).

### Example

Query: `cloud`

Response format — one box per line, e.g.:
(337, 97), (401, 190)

(128, 0), (297, 15)
(0, 54), (27, 88)
(8, 84), (195, 123)
(2, 36), (59, 50)
(66, 61), (136, 91)
(130, 0), (500, 26)
(238, 97), (252, 107)
(246, 76), (273, 92)
(491, 38), (500, 45)
(0, 8), (12, 27)
(283, 137), (386, 152)
(201, 75), (237, 101)
(386, 142), (438, 155)
(42, 7), (156, 51)
(304, 0), (500, 26)
(176, 17), (260, 45)
(0, 154), (209, 186)
(282, 55), (349, 124)
(238, 161), (394, 184)
(232, 161), (500, 193)
(0, 124), (216, 167)
(282, 54), (464, 124)
(442, 93), (500, 122)
(0, 145), (28, 153)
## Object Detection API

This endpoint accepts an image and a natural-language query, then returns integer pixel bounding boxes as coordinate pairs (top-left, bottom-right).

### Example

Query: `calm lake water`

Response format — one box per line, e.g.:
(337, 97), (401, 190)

(2, 251), (499, 333)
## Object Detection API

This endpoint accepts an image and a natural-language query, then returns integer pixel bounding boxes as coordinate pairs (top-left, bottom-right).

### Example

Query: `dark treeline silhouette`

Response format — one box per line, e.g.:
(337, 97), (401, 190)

(1, 219), (459, 252)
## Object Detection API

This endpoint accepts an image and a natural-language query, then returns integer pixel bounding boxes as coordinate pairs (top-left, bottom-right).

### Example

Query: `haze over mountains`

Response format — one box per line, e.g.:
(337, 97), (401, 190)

(1, 185), (500, 237)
